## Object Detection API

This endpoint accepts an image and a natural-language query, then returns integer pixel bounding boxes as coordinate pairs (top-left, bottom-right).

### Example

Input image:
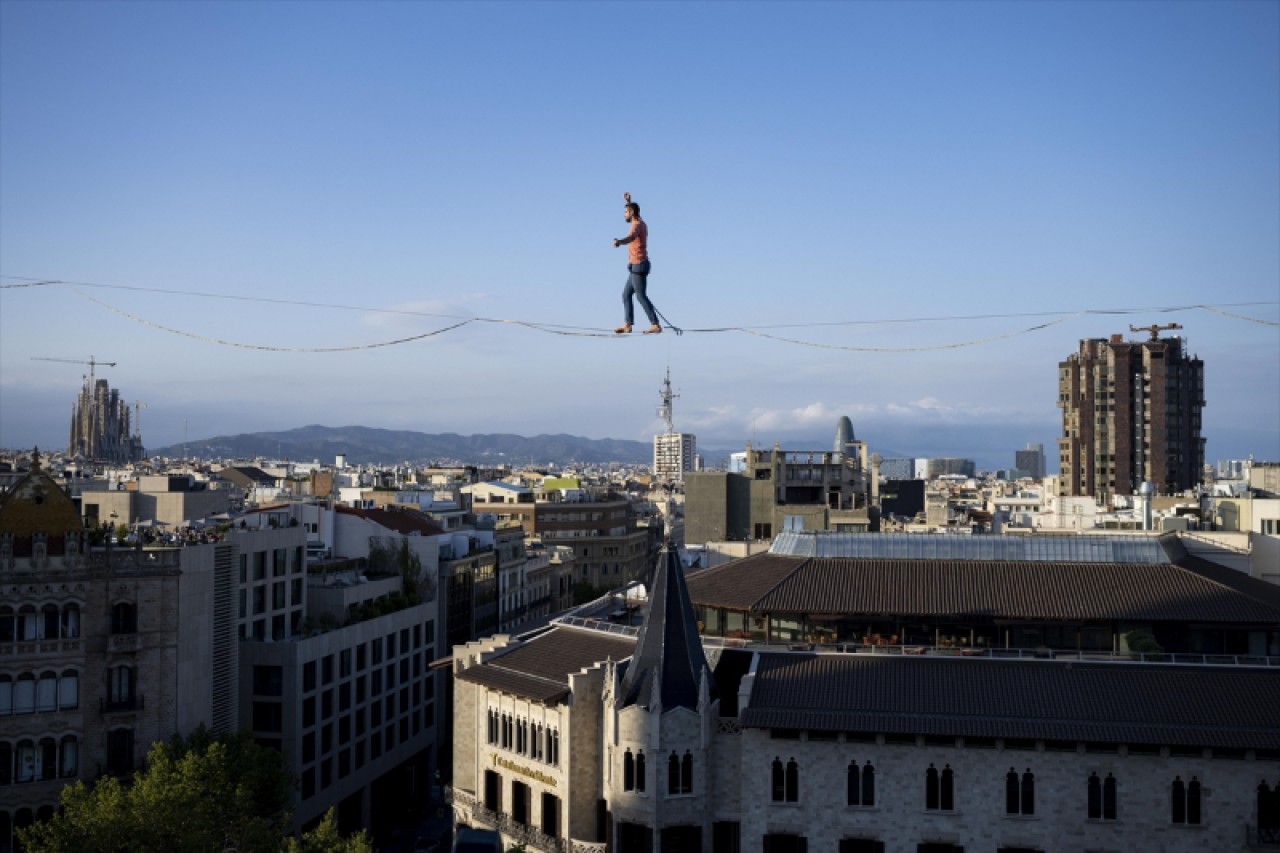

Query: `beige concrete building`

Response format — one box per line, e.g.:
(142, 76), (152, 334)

(685, 441), (873, 546)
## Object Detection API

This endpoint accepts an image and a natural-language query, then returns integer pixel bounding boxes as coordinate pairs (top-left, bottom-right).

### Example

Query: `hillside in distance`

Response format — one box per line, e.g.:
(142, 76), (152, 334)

(148, 424), (731, 466)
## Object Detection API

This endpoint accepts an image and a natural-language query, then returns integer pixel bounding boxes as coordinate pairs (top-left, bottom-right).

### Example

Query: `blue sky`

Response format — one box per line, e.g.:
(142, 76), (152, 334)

(2, 1), (1277, 469)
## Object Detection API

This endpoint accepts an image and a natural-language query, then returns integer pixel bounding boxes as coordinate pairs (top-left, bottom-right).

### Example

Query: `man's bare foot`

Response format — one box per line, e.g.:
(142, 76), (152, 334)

(614, 324), (632, 334)
(643, 324), (662, 335)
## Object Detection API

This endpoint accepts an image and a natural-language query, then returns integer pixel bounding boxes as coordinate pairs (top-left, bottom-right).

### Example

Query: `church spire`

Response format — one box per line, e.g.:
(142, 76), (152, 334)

(620, 543), (716, 711)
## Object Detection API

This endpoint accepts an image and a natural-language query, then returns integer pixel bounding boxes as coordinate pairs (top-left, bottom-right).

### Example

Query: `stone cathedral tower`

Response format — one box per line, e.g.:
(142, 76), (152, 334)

(67, 378), (144, 463)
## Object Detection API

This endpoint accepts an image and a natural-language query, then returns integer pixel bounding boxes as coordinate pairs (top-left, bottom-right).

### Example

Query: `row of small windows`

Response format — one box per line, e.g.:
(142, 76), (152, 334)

(780, 759), (1209, 825)
(620, 750), (694, 795)
(298, 704), (434, 800)
(0, 737), (79, 783)
(239, 548), (303, 583)
(0, 603), (137, 642)
(487, 710), (560, 766)
(301, 624), (434, 693)
(0, 604), (81, 641)
(0, 671), (79, 714)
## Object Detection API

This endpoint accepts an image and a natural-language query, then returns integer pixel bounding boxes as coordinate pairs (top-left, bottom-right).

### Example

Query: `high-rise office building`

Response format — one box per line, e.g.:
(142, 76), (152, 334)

(1057, 327), (1205, 500)
(1015, 443), (1046, 480)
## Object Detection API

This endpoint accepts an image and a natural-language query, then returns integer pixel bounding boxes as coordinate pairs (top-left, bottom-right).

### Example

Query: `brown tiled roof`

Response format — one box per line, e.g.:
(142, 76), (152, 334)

(742, 653), (1280, 749)
(684, 553), (1280, 623)
(335, 505), (445, 537)
(0, 469), (84, 536)
(455, 626), (636, 703)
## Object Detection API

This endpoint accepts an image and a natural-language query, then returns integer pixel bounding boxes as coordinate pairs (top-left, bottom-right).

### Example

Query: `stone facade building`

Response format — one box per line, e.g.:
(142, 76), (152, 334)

(448, 542), (1280, 853)
(0, 457), (178, 847)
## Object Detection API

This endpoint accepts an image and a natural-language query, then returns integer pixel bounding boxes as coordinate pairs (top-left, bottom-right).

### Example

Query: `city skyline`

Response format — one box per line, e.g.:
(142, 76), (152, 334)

(2, 2), (1277, 465)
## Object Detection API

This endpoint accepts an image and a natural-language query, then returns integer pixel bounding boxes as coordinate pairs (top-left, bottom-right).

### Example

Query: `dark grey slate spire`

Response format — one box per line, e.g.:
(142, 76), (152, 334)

(620, 543), (717, 711)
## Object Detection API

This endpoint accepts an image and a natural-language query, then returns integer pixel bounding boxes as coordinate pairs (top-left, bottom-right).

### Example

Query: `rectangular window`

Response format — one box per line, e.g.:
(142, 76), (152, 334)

(303, 662), (316, 693)
(252, 666), (283, 697)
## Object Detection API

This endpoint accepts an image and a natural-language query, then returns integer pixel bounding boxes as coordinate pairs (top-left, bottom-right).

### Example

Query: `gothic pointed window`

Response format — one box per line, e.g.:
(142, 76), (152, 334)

(681, 752), (693, 794)
(635, 750), (646, 793)
(624, 750), (635, 792)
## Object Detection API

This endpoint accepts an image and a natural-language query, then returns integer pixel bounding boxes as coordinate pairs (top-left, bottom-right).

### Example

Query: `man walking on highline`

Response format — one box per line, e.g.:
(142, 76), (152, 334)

(614, 192), (662, 334)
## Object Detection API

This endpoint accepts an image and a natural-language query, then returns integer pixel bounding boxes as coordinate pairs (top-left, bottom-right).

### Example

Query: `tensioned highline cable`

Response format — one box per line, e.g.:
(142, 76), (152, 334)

(3, 275), (1277, 354)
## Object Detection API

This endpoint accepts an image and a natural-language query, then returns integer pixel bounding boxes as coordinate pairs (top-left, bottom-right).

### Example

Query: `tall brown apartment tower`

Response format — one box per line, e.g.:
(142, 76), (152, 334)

(1057, 330), (1205, 500)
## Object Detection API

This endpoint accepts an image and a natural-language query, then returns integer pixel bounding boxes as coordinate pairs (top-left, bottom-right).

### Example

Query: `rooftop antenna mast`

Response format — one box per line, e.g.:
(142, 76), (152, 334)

(657, 367), (678, 435)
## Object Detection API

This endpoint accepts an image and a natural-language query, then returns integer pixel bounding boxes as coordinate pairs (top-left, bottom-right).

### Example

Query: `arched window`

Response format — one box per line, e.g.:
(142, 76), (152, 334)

(847, 761), (874, 807)
(60, 670), (79, 710)
(111, 602), (136, 635)
(61, 603), (80, 639)
(0, 742), (11, 785)
(848, 761), (860, 806)
(59, 735), (77, 778)
(18, 606), (38, 641)
(1171, 777), (1186, 824)
(635, 750), (646, 793)
(106, 729), (134, 776)
(1103, 773), (1117, 820)
(0, 606), (14, 642)
(681, 752), (693, 794)
(771, 758), (798, 803)
(108, 666), (135, 709)
(38, 738), (56, 782)
(668, 752), (680, 795)
(927, 764), (954, 811)
(862, 763), (875, 806)
(0, 676), (11, 715)
(624, 750), (635, 791)
(13, 675), (34, 715)
(1187, 778), (1201, 825)
(15, 741), (35, 783)
(1006, 769), (1020, 814)
(1259, 782), (1280, 831)
(36, 671), (57, 712)
(1088, 772), (1102, 819)
(41, 605), (59, 641)
(1020, 770), (1035, 815)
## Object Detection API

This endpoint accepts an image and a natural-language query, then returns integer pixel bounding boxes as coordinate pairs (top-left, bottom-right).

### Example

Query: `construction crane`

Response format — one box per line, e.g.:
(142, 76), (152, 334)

(31, 355), (117, 381)
(133, 401), (148, 439)
(1129, 323), (1182, 342)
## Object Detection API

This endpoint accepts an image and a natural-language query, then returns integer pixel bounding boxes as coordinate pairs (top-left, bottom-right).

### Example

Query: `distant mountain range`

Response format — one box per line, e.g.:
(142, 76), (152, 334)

(148, 424), (738, 467)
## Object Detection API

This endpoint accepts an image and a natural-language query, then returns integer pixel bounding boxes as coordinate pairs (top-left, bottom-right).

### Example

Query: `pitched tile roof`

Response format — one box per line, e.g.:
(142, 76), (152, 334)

(742, 653), (1280, 749)
(455, 626), (636, 703)
(335, 505), (445, 537)
(684, 553), (1280, 623)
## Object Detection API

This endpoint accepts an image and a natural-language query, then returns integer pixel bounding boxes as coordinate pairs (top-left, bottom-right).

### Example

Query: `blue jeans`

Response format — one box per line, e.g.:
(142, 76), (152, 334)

(622, 260), (657, 326)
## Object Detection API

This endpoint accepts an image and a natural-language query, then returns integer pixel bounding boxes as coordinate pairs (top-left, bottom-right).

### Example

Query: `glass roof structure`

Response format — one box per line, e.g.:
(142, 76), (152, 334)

(769, 530), (1175, 563)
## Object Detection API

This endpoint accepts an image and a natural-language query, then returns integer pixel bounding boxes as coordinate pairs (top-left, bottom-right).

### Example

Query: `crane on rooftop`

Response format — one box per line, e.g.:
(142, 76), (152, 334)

(1128, 323), (1182, 342)
(31, 355), (118, 382)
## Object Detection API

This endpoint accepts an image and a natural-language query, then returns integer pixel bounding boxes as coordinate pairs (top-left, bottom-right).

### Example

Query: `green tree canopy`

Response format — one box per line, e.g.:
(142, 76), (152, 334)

(18, 728), (370, 853)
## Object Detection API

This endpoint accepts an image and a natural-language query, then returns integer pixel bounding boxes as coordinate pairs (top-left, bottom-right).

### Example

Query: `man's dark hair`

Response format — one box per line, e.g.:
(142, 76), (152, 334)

(626, 202), (640, 216)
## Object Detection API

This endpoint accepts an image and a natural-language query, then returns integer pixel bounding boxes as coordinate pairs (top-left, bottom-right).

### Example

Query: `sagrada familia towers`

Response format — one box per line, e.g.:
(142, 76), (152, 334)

(67, 377), (145, 463)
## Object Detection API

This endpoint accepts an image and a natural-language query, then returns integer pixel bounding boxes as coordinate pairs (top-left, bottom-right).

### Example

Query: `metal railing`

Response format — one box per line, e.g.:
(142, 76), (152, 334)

(445, 787), (605, 853)
(1247, 824), (1280, 848)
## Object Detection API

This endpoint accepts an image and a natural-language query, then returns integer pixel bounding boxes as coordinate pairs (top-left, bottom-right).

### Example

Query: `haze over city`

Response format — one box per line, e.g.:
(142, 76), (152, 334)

(2, 2), (1277, 468)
